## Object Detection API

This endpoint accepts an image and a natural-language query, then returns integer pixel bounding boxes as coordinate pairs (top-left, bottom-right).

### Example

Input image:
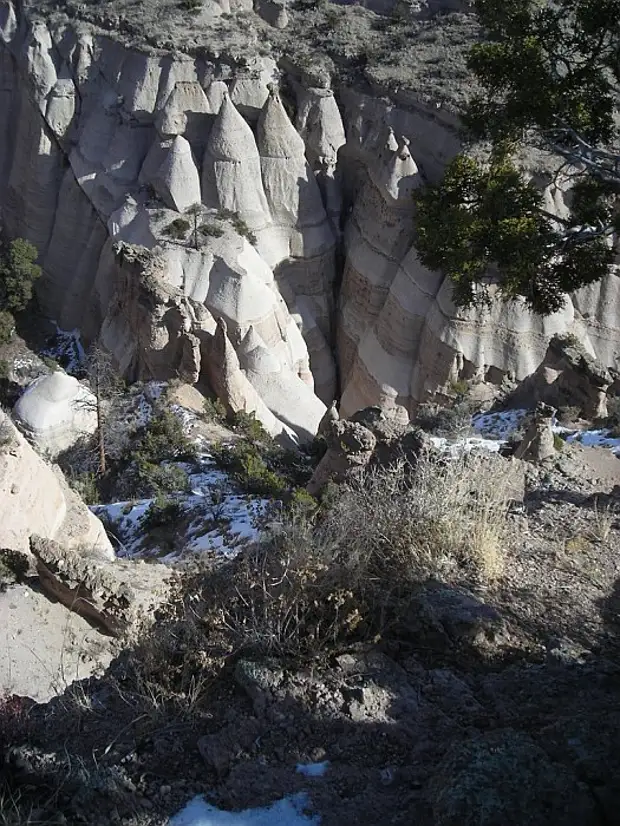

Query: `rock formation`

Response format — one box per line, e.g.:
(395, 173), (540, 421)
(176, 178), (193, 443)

(13, 370), (97, 457)
(307, 405), (431, 496)
(30, 534), (173, 637)
(513, 403), (556, 463)
(0, 408), (113, 559)
(508, 334), (613, 420)
(1, 0), (620, 437)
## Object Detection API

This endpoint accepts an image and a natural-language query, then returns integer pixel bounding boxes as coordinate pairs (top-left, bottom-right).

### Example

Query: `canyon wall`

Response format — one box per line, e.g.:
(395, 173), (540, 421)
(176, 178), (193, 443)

(1, 0), (619, 432)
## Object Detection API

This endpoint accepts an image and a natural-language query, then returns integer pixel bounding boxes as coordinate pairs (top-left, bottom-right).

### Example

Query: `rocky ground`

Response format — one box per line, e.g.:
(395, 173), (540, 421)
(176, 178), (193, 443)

(2, 402), (620, 825)
(25, 0), (478, 106)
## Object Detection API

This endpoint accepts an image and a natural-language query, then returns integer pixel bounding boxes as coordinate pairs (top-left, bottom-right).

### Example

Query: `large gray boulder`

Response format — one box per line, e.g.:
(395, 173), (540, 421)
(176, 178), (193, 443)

(430, 729), (599, 826)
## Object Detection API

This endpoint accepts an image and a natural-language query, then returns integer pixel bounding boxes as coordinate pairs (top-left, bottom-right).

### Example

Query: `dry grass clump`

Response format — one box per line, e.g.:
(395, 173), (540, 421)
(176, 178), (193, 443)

(195, 450), (511, 660)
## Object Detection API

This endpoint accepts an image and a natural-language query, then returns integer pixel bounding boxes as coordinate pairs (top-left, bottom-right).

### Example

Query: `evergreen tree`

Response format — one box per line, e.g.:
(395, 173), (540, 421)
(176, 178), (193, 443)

(413, 0), (620, 314)
(0, 237), (41, 344)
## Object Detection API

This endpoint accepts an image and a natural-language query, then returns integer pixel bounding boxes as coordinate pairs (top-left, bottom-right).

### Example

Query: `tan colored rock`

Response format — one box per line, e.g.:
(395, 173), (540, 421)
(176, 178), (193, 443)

(30, 535), (174, 637)
(140, 134), (202, 214)
(0, 409), (113, 559)
(514, 403), (556, 462)
(202, 94), (271, 228)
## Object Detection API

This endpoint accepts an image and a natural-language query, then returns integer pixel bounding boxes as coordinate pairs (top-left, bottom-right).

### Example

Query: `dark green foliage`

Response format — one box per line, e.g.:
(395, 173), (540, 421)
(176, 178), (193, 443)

(0, 238), (41, 344)
(123, 408), (197, 498)
(229, 410), (272, 442)
(163, 218), (191, 240)
(0, 549), (29, 592)
(141, 494), (185, 533)
(199, 223), (225, 239)
(212, 441), (288, 498)
(0, 310), (14, 346)
(414, 0), (620, 315)
(216, 209), (258, 245)
(179, 0), (202, 9)
(202, 396), (228, 422)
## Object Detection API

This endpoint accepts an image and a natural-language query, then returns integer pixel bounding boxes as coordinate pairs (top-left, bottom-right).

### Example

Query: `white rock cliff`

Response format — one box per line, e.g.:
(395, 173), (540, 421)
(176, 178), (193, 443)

(1, 0), (619, 431)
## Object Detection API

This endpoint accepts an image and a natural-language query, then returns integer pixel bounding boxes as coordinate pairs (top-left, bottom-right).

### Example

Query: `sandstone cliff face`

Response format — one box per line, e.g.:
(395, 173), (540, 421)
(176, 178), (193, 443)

(1, 0), (618, 431)
(0, 408), (113, 558)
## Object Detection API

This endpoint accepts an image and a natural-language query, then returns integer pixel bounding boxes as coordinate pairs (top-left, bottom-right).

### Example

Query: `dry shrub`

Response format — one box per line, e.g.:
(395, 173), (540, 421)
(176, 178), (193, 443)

(199, 450), (511, 660)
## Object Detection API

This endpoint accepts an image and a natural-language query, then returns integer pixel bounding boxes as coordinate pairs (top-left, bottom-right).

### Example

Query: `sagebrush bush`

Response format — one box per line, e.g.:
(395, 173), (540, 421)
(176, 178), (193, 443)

(415, 400), (474, 438)
(194, 451), (511, 659)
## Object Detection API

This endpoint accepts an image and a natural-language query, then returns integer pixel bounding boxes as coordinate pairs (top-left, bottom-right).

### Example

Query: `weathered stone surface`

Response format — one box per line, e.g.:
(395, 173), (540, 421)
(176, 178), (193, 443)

(429, 729), (599, 826)
(13, 371), (98, 457)
(30, 535), (173, 637)
(0, 409), (113, 558)
(514, 402), (556, 462)
(2, 2), (620, 440)
(509, 333), (612, 419)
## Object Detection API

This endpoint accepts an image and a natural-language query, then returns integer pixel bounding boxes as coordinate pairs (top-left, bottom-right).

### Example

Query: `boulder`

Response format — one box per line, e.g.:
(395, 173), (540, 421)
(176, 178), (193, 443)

(430, 729), (599, 826)
(509, 333), (612, 419)
(0, 409), (113, 559)
(30, 535), (173, 637)
(514, 402), (556, 462)
(13, 370), (97, 457)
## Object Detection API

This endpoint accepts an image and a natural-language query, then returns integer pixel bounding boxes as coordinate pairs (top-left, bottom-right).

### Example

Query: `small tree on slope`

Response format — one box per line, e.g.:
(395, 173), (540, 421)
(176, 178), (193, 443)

(413, 0), (620, 315)
(0, 237), (41, 344)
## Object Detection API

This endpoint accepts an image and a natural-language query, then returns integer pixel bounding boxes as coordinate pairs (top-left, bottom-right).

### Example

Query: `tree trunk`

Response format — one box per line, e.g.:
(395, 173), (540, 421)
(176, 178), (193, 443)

(95, 368), (106, 475)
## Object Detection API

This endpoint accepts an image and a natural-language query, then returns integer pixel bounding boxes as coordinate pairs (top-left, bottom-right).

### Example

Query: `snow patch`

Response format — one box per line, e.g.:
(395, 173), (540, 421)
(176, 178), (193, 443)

(171, 793), (320, 826)
(565, 429), (620, 455)
(472, 409), (529, 439)
(92, 457), (269, 562)
(42, 325), (85, 375)
(296, 762), (329, 778)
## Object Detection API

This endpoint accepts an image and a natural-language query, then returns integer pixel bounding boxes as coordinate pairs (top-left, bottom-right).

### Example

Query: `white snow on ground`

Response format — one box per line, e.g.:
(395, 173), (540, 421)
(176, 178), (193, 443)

(92, 456), (269, 562)
(430, 435), (504, 455)
(296, 762), (329, 778)
(42, 325), (85, 374)
(565, 429), (620, 455)
(472, 409), (529, 439)
(171, 793), (320, 826)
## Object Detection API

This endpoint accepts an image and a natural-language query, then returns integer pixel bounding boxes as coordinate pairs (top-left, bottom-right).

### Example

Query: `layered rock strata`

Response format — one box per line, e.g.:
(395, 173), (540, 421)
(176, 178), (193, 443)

(1, 1), (620, 432)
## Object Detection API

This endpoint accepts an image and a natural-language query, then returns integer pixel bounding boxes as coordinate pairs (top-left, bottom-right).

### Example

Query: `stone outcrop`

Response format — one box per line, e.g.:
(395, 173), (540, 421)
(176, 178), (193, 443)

(2, 0), (620, 437)
(0, 408), (113, 558)
(513, 402), (556, 463)
(30, 535), (173, 637)
(13, 370), (97, 457)
(508, 334), (613, 420)
(307, 405), (431, 495)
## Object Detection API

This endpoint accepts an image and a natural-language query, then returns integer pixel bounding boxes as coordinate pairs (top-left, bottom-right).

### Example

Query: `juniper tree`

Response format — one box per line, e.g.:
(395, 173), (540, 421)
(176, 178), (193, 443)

(413, 0), (620, 315)
(0, 237), (41, 343)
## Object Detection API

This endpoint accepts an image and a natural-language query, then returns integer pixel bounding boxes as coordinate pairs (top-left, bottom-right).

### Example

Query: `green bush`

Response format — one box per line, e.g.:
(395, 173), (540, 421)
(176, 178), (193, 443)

(216, 209), (257, 245)
(199, 223), (225, 239)
(230, 410), (272, 442)
(212, 441), (287, 497)
(0, 311), (14, 346)
(67, 471), (100, 505)
(141, 494), (185, 533)
(0, 549), (29, 592)
(202, 396), (227, 423)
(0, 238), (41, 314)
(163, 218), (191, 240)
(134, 407), (197, 465)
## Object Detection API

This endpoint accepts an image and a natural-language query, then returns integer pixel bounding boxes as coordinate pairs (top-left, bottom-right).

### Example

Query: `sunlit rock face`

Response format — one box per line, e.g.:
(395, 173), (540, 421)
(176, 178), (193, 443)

(1, 0), (618, 432)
